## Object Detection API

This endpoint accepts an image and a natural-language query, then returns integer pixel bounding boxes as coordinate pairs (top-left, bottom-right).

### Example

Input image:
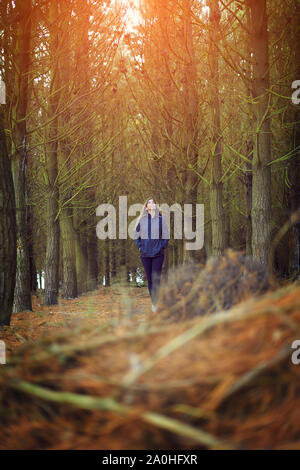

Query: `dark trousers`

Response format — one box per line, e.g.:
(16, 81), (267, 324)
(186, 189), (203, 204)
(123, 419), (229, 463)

(141, 254), (164, 304)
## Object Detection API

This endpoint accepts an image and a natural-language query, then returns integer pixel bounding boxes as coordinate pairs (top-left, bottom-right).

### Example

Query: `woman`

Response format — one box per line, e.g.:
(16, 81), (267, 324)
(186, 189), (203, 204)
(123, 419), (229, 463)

(134, 197), (169, 312)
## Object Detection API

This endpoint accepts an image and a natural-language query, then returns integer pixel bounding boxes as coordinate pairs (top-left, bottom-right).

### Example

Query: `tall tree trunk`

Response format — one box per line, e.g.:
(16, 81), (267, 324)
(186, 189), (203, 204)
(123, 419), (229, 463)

(10, 0), (32, 312)
(72, 0), (96, 293)
(58, 0), (77, 298)
(249, 0), (272, 266)
(288, 3), (300, 276)
(75, 221), (88, 295)
(0, 109), (16, 326)
(182, 0), (200, 263)
(157, 0), (178, 224)
(244, 5), (253, 256)
(44, 1), (60, 305)
(208, 0), (225, 256)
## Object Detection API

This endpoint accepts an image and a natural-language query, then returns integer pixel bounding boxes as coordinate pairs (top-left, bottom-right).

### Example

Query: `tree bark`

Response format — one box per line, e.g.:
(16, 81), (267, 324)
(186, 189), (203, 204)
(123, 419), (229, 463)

(10, 0), (32, 312)
(75, 221), (88, 295)
(182, 0), (200, 263)
(245, 140), (253, 256)
(0, 109), (16, 326)
(57, 0), (77, 298)
(104, 240), (110, 287)
(87, 221), (98, 291)
(208, 0), (225, 256)
(44, 1), (60, 305)
(249, 0), (272, 266)
(288, 2), (300, 276)
(60, 207), (78, 298)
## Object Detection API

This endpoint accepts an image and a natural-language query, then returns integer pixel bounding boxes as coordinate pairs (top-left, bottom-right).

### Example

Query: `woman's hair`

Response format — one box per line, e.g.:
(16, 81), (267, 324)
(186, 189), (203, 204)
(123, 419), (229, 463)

(135, 197), (162, 229)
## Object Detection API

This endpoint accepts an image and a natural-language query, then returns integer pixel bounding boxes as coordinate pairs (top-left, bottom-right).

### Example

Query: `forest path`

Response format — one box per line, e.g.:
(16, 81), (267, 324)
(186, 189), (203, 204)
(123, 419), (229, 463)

(0, 285), (152, 358)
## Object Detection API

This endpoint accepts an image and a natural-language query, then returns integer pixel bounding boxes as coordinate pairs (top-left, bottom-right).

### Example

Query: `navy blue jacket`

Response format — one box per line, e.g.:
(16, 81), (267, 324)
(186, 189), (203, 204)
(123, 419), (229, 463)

(134, 212), (169, 258)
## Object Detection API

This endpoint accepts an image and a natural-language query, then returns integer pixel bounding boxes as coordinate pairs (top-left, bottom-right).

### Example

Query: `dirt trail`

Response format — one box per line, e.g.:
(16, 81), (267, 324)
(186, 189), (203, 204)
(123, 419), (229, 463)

(0, 285), (151, 358)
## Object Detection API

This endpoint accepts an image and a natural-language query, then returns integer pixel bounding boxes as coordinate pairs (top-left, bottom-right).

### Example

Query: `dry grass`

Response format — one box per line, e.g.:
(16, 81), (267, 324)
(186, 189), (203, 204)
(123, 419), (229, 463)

(0, 273), (299, 449)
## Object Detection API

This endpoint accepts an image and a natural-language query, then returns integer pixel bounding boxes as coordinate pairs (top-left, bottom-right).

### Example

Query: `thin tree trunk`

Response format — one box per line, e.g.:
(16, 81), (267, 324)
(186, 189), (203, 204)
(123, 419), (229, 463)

(60, 208), (77, 298)
(0, 109), (16, 326)
(208, 0), (225, 256)
(104, 240), (110, 287)
(44, 1), (60, 305)
(245, 140), (253, 256)
(224, 181), (230, 248)
(11, 0), (32, 312)
(28, 213), (37, 293)
(249, 0), (272, 266)
(44, 173), (60, 304)
(244, 6), (253, 257)
(75, 224), (88, 295)
(87, 222), (98, 290)
(288, 4), (300, 276)
(182, 0), (200, 263)
(72, 0), (93, 295)
(119, 239), (127, 286)
(111, 238), (117, 282)
(58, 0), (77, 298)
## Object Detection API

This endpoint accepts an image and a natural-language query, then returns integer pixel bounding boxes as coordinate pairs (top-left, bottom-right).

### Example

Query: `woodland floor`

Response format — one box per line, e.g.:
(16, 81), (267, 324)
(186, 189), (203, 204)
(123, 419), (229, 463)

(1, 280), (299, 450)
(0, 285), (151, 361)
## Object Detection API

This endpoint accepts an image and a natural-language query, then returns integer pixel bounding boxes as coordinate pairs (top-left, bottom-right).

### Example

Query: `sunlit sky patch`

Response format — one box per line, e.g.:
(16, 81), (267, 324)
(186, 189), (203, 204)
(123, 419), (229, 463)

(115, 0), (142, 32)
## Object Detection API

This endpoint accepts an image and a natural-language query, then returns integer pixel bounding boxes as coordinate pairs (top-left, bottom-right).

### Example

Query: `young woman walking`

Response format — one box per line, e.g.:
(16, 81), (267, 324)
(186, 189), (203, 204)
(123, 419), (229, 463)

(134, 197), (169, 312)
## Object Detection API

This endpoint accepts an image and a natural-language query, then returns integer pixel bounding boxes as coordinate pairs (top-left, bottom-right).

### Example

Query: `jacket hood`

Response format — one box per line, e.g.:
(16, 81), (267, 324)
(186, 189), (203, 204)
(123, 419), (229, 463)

(134, 200), (161, 232)
(140, 206), (160, 219)
(137, 201), (161, 224)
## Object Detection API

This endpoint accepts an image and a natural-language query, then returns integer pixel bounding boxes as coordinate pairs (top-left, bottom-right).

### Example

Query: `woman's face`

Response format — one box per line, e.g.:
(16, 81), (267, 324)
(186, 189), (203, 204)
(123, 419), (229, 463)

(147, 199), (156, 211)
